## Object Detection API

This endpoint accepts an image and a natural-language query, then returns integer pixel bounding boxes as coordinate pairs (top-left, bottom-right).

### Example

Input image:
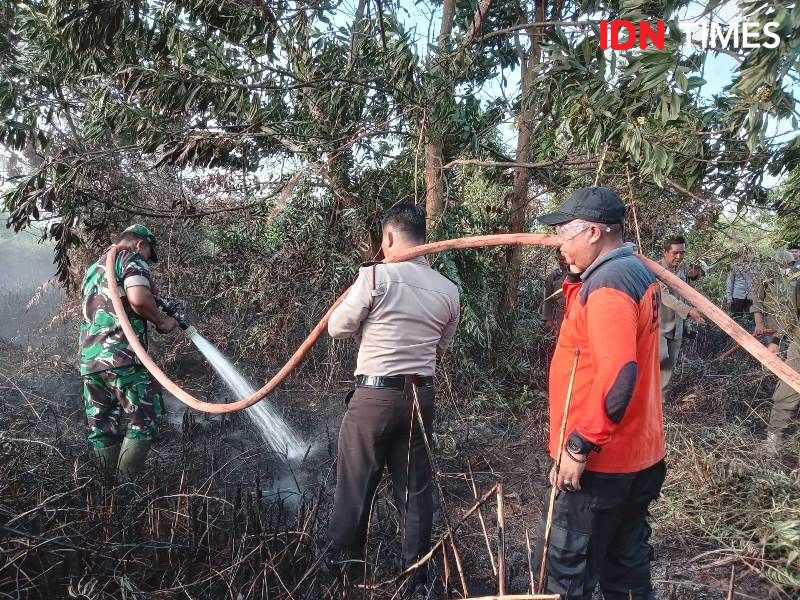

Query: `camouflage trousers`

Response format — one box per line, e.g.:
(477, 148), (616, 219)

(82, 366), (163, 449)
(769, 337), (800, 439)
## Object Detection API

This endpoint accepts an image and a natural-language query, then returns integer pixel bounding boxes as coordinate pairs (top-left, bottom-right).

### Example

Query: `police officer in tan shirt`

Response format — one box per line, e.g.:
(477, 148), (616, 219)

(659, 236), (705, 397)
(327, 203), (460, 582)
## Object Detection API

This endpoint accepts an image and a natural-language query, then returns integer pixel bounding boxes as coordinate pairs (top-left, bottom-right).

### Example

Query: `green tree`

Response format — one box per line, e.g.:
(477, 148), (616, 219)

(1, 0), (798, 293)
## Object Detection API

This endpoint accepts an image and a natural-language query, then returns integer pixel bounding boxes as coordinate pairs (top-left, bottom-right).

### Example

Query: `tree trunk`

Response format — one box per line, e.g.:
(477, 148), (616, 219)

(424, 140), (445, 227)
(500, 0), (547, 319)
(423, 0), (456, 231)
(346, 0), (368, 73)
(438, 0), (457, 44)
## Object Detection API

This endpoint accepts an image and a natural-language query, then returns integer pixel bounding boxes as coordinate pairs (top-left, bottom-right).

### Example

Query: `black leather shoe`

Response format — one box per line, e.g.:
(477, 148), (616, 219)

(322, 548), (366, 584)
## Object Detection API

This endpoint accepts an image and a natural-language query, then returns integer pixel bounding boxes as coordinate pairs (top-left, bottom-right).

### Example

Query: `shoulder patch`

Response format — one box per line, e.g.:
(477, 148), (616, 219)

(579, 255), (655, 305)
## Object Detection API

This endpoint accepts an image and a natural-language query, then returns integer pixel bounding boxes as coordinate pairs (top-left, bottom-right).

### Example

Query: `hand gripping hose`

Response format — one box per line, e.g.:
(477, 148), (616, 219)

(106, 235), (800, 414)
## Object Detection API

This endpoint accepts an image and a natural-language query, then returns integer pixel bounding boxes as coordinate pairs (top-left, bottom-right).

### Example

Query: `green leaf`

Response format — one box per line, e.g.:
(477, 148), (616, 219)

(631, 128), (642, 160)
(686, 76), (706, 89)
(638, 64), (671, 92)
(676, 71), (689, 93)
(654, 145), (668, 170)
(669, 93), (681, 120)
(185, 86), (201, 111)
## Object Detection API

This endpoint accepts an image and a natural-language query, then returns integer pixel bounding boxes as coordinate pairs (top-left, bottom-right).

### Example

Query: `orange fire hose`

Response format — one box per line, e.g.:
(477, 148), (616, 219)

(106, 236), (800, 414)
(720, 329), (775, 360)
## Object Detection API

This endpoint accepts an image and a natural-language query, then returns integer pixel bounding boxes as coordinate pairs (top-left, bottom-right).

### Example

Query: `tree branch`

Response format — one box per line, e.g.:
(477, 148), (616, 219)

(460, 0), (494, 49)
(443, 157), (599, 170)
(475, 20), (594, 43)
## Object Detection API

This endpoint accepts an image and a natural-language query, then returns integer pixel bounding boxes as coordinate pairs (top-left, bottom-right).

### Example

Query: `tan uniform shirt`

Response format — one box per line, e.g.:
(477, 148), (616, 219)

(328, 257), (460, 376)
(658, 260), (691, 340)
(753, 268), (800, 340)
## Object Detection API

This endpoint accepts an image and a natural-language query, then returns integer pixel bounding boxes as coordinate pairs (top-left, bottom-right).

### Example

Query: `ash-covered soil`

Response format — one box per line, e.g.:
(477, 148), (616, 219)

(1, 330), (791, 598)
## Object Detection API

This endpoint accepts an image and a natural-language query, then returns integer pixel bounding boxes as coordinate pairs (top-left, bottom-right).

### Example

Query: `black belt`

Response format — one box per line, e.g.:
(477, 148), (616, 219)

(355, 375), (434, 390)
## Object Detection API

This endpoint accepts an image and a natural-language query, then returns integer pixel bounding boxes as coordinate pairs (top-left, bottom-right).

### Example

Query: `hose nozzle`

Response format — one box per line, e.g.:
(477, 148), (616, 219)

(155, 296), (192, 330)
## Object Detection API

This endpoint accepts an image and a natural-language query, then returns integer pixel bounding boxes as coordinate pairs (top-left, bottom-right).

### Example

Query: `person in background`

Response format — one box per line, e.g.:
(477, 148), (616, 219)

(789, 243), (800, 264)
(326, 203), (460, 589)
(541, 249), (569, 334)
(79, 225), (178, 480)
(726, 247), (756, 318)
(532, 187), (667, 599)
(789, 243), (800, 277)
(753, 250), (800, 456)
(683, 260), (708, 341)
(686, 260), (708, 282)
(659, 236), (706, 398)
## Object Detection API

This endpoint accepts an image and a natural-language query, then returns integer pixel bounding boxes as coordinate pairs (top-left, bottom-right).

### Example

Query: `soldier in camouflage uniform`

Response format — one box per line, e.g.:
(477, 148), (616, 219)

(753, 250), (800, 456)
(79, 224), (178, 479)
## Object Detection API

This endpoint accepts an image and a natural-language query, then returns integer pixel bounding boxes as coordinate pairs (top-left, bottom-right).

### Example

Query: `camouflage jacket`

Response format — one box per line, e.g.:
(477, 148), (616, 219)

(753, 267), (800, 341)
(79, 249), (152, 375)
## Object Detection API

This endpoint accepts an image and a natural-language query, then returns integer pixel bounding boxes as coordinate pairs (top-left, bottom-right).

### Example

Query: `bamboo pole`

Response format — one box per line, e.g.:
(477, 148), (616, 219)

(442, 542), (451, 597)
(726, 565), (735, 600)
(525, 529), (535, 594)
(594, 144), (609, 186)
(496, 484), (506, 595)
(410, 384), (469, 597)
(469, 462), (497, 576)
(361, 485), (498, 588)
(538, 348), (580, 593)
(625, 165), (643, 252)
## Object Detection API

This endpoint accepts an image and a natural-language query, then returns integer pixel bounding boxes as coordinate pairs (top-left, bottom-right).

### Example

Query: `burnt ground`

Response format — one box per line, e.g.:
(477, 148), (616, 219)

(1, 325), (793, 599)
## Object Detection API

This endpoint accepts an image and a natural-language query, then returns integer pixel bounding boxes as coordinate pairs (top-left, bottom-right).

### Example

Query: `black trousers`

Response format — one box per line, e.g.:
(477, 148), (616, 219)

(532, 460), (667, 600)
(330, 382), (435, 566)
(730, 298), (752, 316)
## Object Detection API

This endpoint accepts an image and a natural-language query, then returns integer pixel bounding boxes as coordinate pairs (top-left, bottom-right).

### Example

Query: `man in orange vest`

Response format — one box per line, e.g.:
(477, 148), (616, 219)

(532, 188), (667, 599)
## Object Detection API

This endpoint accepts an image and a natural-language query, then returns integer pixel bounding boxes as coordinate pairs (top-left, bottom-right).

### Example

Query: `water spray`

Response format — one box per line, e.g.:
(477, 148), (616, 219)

(153, 295), (307, 459)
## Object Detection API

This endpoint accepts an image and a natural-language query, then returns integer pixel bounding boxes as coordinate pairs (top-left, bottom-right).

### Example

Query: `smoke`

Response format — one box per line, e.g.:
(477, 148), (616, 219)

(0, 233), (68, 350)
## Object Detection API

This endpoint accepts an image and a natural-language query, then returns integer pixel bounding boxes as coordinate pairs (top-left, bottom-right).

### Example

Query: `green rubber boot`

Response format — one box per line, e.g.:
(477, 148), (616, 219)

(93, 444), (121, 476)
(117, 438), (151, 481)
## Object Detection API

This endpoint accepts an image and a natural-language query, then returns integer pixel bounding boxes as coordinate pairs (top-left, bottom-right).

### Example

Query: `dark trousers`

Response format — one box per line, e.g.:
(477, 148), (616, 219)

(532, 460), (667, 600)
(730, 298), (752, 316)
(330, 382), (435, 566)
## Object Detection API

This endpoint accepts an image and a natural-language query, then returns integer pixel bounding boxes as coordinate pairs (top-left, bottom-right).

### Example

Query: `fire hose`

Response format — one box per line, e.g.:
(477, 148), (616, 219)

(106, 235), (800, 414)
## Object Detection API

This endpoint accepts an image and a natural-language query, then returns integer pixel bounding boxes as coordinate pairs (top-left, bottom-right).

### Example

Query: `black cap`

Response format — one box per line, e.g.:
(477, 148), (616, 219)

(538, 187), (626, 226)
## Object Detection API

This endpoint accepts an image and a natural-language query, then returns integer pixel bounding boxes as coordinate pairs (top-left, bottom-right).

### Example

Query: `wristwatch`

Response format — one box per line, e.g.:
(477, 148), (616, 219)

(567, 433), (600, 455)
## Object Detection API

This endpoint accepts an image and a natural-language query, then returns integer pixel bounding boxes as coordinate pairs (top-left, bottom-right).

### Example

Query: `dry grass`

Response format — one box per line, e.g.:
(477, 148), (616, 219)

(2, 336), (796, 598)
(0, 360), (337, 599)
(655, 324), (800, 597)
(659, 423), (799, 594)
